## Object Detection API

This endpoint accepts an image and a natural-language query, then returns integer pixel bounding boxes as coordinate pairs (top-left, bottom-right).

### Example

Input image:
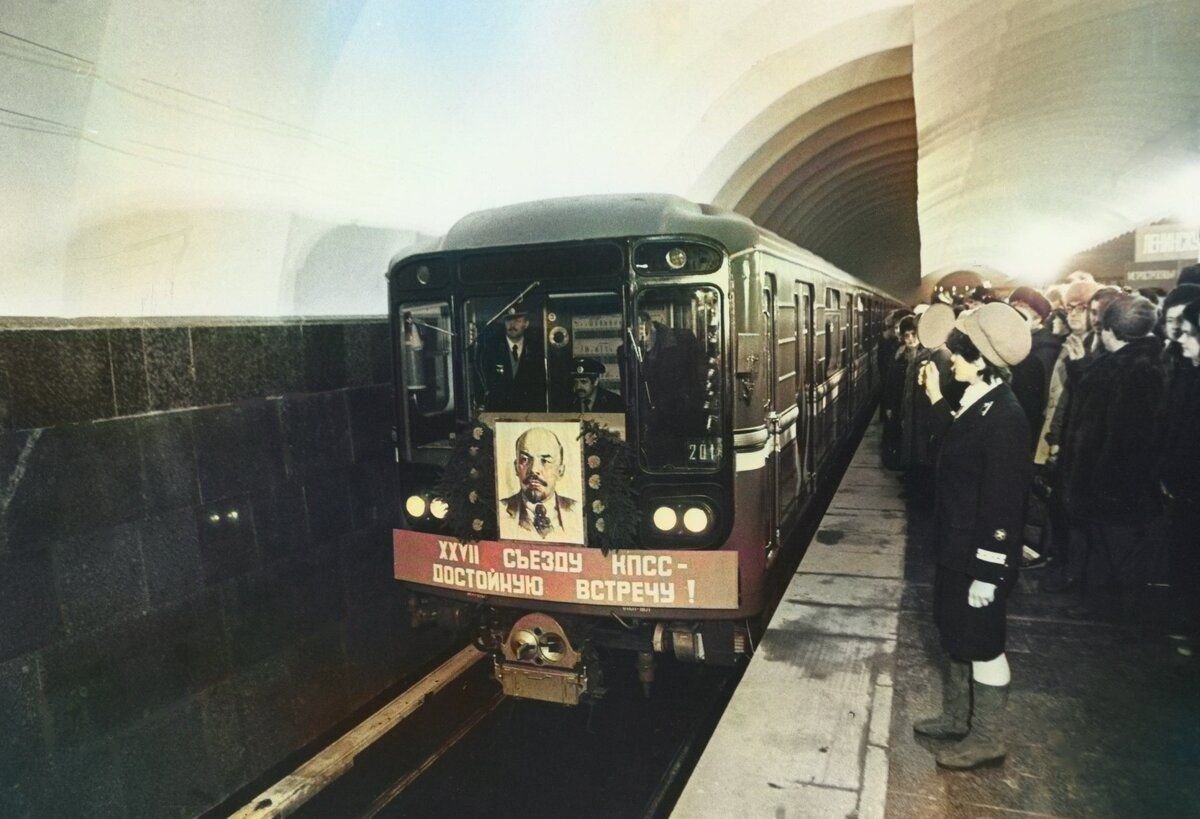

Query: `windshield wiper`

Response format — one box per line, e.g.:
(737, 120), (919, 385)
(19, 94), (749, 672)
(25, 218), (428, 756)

(485, 281), (541, 327)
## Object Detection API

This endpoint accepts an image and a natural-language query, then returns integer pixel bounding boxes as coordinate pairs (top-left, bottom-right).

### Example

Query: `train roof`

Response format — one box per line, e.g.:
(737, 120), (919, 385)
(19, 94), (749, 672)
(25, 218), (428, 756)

(410, 193), (893, 300)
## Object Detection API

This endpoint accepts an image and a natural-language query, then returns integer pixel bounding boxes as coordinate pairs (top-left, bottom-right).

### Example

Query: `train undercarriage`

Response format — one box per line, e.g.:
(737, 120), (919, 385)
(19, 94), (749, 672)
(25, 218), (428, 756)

(410, 595), (751, 705)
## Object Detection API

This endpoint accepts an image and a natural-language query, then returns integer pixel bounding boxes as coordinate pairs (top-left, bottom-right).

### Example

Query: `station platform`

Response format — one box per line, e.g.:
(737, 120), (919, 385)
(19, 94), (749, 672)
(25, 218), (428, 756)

(673, 422), (1200, 818)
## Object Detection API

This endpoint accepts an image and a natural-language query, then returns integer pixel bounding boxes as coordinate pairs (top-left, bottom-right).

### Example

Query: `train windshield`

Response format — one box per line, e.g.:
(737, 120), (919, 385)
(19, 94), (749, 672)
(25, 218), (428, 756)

(632, 287), (723, 472)
(466, 292), (625, 416)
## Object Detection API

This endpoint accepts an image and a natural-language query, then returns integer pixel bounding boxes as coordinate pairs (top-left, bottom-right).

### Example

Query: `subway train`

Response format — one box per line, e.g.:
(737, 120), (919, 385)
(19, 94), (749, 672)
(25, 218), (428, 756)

(389, 194), (901, 704)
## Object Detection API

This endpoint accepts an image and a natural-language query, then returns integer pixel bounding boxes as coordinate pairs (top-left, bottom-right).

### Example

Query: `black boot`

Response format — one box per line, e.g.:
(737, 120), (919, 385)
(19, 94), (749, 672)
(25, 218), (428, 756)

(913, 659), (970, 740)
(936, 681), (1008, 769)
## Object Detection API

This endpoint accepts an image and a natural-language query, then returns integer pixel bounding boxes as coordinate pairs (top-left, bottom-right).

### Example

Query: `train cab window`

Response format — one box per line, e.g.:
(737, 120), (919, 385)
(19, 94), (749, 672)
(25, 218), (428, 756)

(399, 302), (456, 456)
(633, 287), (723, 471)
(465, 292), (625, 416)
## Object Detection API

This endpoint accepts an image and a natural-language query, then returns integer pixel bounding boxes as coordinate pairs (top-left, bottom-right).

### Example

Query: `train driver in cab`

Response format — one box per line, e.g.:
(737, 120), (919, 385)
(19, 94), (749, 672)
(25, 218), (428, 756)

(481, 304), (547, 412)
(566, 356), (623, 414)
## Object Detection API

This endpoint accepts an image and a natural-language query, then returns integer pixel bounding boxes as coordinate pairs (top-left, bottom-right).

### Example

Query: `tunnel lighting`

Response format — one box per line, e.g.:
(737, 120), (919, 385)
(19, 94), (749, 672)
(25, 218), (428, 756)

(405, 495), (427, 518)
(429, 498), (449, 519)
(682, 507), (710, 533)
(666, 247), (688, 269)
(652, 506), (678, 531)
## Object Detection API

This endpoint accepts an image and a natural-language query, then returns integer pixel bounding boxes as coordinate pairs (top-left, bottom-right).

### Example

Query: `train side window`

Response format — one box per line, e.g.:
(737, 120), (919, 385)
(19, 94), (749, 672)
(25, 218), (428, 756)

(399, 302), (456, 453)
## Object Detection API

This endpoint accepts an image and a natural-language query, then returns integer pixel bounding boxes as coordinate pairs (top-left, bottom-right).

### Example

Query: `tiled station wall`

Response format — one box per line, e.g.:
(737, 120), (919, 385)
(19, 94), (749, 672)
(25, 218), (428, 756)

(0, 319), (450, 817)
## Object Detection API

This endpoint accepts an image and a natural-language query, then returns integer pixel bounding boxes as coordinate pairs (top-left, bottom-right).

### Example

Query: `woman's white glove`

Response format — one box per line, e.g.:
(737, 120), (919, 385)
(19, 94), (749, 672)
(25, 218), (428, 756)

(968, 580), (997, 608)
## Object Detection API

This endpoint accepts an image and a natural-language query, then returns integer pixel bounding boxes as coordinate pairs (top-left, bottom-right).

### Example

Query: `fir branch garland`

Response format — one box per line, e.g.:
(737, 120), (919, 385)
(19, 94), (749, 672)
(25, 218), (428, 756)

(434, 423), (498, 542)
(579, 420), (638, 554)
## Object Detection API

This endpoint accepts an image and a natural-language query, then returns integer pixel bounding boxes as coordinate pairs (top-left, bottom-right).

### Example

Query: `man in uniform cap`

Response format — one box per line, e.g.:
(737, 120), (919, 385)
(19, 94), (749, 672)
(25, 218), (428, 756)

(481, 303), (547, 412)
(568, 357), (623, 413)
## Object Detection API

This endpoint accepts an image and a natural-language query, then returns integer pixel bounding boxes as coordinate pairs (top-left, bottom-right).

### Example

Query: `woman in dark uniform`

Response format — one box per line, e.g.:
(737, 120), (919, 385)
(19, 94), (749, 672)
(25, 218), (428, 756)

(913, 302), (1033, 770)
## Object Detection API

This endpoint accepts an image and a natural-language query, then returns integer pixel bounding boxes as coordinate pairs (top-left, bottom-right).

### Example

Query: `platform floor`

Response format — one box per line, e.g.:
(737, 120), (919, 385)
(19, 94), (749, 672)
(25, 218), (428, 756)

(673, 421), (1200, 818)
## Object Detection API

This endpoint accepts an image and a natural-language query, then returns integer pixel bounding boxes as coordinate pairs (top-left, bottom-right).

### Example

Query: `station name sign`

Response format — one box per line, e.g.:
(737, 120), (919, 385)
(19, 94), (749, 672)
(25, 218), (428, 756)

(1135, 224), (1199, 263)
(393, 530), (738, 609)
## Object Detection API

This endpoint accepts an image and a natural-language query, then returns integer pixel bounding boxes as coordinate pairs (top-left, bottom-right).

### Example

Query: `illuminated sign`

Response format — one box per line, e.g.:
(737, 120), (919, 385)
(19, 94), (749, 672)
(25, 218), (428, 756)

(1135, 224), (1200, 263)
(394, 530), (738, 609)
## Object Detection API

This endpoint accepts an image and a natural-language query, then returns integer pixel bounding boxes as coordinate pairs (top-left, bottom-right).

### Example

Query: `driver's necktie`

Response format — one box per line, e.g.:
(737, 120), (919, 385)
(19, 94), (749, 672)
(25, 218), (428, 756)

(511, 344), (519, 377)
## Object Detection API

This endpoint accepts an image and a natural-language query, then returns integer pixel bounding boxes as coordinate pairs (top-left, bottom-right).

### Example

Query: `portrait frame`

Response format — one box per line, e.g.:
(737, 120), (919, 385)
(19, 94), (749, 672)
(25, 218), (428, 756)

(494, 419), (586, 545)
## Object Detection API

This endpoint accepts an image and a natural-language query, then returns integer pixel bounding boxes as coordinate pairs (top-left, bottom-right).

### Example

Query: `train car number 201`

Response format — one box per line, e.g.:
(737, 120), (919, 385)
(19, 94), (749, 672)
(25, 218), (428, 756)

(687, 438), (721, 463)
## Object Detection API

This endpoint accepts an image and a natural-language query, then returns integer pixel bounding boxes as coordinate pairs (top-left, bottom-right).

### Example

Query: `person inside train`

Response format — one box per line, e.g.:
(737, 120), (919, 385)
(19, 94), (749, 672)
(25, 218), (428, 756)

(1056, 294), (1165, 620)
(479, 304), (547, 412)
(561, 356), (623, 414)
(1159, 296), (1200, 657)
(913, 301), (1032, 770)
(634, 306), (706, 462)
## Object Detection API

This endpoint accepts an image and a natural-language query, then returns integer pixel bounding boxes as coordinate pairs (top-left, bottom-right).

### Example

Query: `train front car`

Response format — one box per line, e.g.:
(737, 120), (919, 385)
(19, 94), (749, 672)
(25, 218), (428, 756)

(389, 196), (764, 705)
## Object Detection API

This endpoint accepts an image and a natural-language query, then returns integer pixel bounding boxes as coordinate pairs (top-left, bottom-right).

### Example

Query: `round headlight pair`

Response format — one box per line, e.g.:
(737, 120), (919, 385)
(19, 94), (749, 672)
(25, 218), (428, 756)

(405, 495), (449, 520)
(651, 505), (711, 534)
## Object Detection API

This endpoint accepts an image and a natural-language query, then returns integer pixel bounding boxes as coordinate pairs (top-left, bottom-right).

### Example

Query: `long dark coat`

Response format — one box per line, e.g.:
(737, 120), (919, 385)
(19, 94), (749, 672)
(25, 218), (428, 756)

(1059, 336), (1165, 525)
(932, 381), (1032, 587)
(1159, 362), (1200, 505)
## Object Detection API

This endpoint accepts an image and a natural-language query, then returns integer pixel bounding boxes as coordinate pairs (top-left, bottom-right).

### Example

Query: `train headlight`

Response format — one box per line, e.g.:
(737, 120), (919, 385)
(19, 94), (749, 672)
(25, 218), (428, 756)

(405, 495), (427, 518)
(666, 247), (688, 269)
(429, 498), (449, 519)
(652, 506), (679, 532)
(682, 506), (711, 533)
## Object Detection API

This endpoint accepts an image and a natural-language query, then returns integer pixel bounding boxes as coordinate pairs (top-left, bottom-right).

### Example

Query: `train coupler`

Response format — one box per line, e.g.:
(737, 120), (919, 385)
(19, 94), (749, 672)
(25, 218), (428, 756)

(492, 613), (594, 706)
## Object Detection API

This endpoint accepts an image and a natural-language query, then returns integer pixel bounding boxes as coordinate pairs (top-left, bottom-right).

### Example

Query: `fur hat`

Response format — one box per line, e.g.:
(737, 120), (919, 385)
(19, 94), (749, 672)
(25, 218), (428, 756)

(917, 303), (956, 349)
(1008, 286), (1051, 321)
(1062, 280), (1102, 308)
(956, 302), (1032, 367)
(1101, 294), (1157, 340)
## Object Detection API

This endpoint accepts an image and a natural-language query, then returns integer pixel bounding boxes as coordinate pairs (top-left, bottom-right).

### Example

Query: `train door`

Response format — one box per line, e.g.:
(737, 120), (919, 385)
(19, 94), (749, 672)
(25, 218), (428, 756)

(771, 273), (800, 524)
(796, 280), (815, 495)
(761, 273), (781, 546)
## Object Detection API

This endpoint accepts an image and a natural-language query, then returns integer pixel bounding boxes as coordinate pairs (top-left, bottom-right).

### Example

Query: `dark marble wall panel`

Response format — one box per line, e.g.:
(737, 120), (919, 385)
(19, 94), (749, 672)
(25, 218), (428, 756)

(143, 328), (196, 411)
(54, 523), (145, 635)
(281, 391), (353, 478)
(0, 550), (60, 662)
(0, 330), (115, 430)
(136, 412), (200, 512)
(108, 330), (149, 417)
(347, 383), (394, 462)
(250, 478), (310, 564)
(0, 317), (455, 817)
(1, 422), (144, 549)
(193, 400), (286, 502)
(303, 323), (348, 392)
(0, 656), (45, 785)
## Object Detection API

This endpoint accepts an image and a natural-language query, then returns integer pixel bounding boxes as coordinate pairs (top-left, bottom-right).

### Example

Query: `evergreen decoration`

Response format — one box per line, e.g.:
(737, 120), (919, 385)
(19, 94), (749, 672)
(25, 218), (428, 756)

(435, 424), (498, 542)
(433, 419), (637, 553)
(579, 420), (638, 555)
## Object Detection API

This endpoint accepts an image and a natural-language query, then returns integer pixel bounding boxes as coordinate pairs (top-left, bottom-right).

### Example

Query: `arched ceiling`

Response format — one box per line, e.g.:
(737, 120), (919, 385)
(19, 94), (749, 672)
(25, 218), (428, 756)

(1, 0), (1197, 317)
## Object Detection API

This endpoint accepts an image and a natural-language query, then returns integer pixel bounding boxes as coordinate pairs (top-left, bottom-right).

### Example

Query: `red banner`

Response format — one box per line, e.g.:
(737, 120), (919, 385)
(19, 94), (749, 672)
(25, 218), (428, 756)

(393, 530), (738, 610)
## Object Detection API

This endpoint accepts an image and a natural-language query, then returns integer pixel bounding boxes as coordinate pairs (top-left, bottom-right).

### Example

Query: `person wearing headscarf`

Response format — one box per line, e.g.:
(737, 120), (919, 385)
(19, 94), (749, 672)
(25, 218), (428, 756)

(912, 302), (1032, 771)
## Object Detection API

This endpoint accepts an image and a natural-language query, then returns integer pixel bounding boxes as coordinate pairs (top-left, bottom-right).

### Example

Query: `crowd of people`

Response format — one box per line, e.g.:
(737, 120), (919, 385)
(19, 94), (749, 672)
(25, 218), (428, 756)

(880, 263), (1200, 771)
